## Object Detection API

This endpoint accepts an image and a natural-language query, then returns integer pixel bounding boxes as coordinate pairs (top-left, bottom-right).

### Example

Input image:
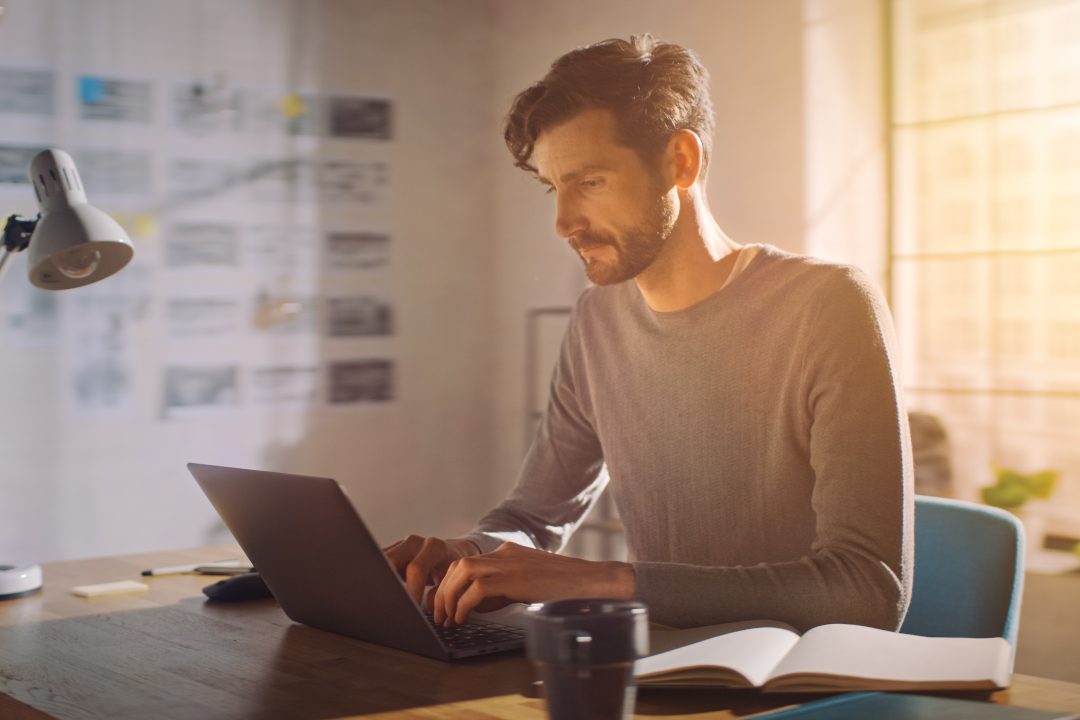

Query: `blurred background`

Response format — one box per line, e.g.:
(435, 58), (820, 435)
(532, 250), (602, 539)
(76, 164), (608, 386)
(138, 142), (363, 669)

(0, 0), (1077, 669)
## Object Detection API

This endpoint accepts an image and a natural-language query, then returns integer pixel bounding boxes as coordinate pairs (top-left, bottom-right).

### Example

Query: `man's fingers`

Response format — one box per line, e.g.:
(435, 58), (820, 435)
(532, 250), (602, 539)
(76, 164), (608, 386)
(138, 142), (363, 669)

(383, 535), (423, 574)
(433, 559), (460, 625)
(404, 562), (430, 605)
(429, 569), (446, 611)
(404, 538), (452, 604)
(453, 577), (493, 625)
(434, 558), (472, 626)
(382, 541), (406, 572)
(436, 556), (505, 628)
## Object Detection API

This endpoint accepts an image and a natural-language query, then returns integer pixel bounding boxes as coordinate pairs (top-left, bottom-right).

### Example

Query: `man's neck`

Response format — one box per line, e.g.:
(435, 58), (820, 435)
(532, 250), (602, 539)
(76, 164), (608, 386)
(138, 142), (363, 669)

(634, 189), (741, 313)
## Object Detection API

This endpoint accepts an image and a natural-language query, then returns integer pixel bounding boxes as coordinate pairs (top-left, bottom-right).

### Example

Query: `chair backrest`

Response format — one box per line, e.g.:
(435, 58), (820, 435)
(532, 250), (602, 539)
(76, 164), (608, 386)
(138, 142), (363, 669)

(899, 495), (1025, 648)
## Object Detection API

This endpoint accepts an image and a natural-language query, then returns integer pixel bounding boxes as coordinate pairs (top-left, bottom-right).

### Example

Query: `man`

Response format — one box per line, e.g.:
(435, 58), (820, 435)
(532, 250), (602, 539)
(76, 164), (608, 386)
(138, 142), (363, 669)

(385, 35), (913, 633)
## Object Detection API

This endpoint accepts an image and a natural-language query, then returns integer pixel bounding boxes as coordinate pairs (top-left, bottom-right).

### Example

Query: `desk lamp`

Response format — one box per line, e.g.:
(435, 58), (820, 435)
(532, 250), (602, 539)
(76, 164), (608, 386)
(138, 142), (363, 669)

(0, 148), (134, 600)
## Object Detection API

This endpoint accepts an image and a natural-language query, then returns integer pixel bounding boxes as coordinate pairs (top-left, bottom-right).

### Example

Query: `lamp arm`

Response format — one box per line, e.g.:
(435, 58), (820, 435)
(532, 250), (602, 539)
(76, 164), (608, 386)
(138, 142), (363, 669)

(3, 213), (38, 253)
(1, 213), (40, 286)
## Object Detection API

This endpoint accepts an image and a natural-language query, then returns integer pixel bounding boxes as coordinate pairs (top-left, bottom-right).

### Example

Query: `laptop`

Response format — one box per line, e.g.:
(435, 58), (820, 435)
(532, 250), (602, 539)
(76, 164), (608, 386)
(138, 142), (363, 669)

(187, 462), (526, 660)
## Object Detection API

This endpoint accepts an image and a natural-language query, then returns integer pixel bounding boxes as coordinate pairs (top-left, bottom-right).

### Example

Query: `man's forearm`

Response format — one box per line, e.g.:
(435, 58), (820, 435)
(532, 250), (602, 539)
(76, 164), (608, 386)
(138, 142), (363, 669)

(632, 549), (905, 631)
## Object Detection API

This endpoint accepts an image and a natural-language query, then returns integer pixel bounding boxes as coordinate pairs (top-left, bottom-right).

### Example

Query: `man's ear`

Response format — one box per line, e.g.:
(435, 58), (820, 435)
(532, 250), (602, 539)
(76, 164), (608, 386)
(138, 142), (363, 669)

(666, 129), (703, 190)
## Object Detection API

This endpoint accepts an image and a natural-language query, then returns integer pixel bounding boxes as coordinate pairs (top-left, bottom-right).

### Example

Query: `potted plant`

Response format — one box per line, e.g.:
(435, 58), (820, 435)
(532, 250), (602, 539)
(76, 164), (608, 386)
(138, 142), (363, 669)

(982, 467), (1059, 510)
(982, 467), (1059, 558)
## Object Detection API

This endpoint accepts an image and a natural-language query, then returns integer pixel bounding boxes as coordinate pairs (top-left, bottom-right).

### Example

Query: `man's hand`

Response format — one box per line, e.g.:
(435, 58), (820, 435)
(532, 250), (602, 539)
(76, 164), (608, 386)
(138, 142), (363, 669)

(382, 535), (481, 609)
(432, 542), (635, 628)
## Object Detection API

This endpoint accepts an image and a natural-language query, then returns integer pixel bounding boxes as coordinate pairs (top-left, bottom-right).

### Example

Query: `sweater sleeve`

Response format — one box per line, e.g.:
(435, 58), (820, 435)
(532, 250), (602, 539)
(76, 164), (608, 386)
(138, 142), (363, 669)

(632, 268), (914, 632)
(463, 296), (607, 554)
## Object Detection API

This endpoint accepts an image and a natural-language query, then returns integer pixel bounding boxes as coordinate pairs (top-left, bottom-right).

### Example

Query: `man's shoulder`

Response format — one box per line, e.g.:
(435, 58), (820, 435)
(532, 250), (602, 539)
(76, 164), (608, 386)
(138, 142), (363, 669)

(755, 245), (867, 281)
(753, 246), (879, 302)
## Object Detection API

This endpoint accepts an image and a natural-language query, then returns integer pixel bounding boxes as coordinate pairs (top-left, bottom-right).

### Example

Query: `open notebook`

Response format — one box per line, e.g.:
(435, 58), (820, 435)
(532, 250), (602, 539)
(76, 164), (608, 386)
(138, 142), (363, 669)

(636, 621), (1011, 693)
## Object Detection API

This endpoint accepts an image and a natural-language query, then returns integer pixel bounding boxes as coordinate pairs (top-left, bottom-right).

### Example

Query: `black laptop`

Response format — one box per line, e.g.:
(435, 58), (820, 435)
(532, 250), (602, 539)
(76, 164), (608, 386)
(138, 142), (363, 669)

(187, 463), (526, 660)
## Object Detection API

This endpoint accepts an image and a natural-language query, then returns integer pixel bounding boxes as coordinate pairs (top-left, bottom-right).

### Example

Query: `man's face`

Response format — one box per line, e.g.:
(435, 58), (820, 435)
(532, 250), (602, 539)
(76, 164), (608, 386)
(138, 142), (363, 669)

(532, 109), (677, 286)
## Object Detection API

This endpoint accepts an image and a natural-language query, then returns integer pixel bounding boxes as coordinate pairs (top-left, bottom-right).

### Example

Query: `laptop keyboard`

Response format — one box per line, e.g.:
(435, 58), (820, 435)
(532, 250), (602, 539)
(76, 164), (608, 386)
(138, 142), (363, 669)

(425, 613), (527, 649)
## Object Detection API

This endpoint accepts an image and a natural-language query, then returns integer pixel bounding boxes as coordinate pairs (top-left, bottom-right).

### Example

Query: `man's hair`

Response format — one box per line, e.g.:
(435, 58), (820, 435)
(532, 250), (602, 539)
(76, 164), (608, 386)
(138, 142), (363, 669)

(504, 34), (715, 179)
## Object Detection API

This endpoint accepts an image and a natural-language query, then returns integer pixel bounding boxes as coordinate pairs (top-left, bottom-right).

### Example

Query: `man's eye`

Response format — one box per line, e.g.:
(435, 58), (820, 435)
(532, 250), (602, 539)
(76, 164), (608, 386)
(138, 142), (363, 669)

(544, 185), (556, 195)
(581, 178), (603, 190)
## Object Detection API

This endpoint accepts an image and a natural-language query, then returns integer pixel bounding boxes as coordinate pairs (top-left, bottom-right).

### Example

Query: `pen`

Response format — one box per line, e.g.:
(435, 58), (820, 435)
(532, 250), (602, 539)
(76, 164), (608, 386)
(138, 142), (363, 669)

(140, 560), (247, 577)
(193, 565), (255, 576)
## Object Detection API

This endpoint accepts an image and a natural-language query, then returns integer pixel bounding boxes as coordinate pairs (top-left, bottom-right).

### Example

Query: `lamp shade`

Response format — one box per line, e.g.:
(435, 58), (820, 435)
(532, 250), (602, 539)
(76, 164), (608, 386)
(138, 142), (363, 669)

(25, 149), (133, 290)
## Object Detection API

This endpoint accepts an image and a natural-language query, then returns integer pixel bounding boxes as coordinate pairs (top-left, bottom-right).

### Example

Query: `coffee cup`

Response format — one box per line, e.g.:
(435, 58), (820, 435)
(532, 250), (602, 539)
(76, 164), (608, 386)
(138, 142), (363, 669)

(525, 598), (649, 720)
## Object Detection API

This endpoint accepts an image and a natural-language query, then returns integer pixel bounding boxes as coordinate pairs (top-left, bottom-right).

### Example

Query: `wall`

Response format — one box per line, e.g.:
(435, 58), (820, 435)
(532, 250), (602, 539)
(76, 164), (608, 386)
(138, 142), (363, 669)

(0, 0), (499, 563)
(802, 0), (888, 288)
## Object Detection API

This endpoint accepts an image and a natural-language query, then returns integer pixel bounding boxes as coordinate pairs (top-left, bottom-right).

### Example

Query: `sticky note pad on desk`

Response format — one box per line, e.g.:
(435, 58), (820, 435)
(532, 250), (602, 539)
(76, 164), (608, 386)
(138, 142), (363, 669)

(72, 580), (150, 598)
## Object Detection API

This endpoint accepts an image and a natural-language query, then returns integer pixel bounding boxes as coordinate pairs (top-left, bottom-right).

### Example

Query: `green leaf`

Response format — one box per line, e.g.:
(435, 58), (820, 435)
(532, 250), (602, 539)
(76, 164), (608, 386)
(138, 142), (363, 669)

(982, 483), (1029, 509)
(995, 468), (1026, 487)
(1027, 470), (1059, 499)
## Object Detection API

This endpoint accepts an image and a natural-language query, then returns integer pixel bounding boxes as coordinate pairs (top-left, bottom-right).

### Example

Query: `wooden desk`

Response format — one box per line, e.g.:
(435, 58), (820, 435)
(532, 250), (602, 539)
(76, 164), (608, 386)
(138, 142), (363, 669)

(1, 547), (1078, 719)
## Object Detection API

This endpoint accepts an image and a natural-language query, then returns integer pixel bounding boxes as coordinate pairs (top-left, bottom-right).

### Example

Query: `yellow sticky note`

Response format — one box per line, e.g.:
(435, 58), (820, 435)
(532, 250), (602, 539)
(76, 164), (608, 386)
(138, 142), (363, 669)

(133, 212), (158, 238)
(72, 580), (149, 598)
(281, 93), (306, 120)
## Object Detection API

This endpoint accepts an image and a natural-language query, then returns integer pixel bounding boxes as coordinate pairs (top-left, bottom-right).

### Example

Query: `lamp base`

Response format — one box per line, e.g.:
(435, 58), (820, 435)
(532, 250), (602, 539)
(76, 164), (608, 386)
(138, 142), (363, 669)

(0, 563), (43, 600)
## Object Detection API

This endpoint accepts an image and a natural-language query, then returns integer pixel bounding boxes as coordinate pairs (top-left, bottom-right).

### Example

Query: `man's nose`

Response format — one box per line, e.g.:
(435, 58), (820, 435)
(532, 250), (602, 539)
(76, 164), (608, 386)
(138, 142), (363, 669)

(554, 194), (587, 239)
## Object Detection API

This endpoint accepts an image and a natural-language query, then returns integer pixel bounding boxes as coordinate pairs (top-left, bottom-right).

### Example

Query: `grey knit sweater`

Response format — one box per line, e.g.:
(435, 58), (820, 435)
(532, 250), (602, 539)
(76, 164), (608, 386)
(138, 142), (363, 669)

(466, 245), (913, 632)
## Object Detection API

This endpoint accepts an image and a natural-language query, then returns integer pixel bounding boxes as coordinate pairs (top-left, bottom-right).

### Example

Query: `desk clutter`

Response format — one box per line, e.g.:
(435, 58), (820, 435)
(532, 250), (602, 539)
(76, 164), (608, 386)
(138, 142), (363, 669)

(202, 573), (273, 602)
(70, 558), (257, 600)
(70, 580), (150, 598)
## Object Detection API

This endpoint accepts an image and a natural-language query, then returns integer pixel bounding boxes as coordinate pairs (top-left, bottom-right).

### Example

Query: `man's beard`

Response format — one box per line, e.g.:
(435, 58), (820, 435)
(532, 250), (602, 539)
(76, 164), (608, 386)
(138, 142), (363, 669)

(570, 189), (677, 286)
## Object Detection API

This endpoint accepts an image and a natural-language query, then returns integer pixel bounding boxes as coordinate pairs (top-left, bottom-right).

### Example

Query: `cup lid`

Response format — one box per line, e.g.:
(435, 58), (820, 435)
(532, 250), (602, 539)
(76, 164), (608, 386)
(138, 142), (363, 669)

(525, 599), (649, 664)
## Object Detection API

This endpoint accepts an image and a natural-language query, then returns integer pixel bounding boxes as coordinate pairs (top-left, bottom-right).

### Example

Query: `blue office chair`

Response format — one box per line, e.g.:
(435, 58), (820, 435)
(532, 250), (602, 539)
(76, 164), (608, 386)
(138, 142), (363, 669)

(899, 495), (1025, 648)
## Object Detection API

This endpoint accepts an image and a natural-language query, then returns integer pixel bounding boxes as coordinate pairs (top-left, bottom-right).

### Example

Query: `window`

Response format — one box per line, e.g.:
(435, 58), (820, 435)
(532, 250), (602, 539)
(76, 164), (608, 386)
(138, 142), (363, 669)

(890, 0), (1080, 536)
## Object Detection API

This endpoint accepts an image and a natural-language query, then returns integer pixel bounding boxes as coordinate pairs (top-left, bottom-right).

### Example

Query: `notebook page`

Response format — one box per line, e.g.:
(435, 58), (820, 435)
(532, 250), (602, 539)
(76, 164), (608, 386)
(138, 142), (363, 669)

(766, 624), (1011, 687)
(636, 626), (800, 688)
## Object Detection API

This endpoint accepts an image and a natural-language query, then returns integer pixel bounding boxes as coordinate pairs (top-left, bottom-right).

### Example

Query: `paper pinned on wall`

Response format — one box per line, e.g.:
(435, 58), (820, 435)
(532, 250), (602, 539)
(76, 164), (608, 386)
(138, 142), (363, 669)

(0, 66), (54, 116)
(163, 364), (240, 415)
(172, 80), (242, 134)
(252, 290), (318, 335)
(168, 158), (241, 203)
(247, 225), (318, 274)
(73, 148), (152, 196)
(167, 156), (393, 208)
(0, 144), (42, 185)
(249, 365), (318, 406)
(328, 96), (392, 140)
(165, 222), (240, 269)
(166, 298), (243, 337)
(65, 260), (154, 414)
(67, 294), (134, 415)
(1, 253), (60, 348)
(316, 159), (390, 206)
(78, 75), (152, 123)
(327, 359), (394, 405)
(246, 89), (325, 135)
(247, 157), (318, 203)
(326, 295), (393, 338)
(325, 230), (391, 271)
